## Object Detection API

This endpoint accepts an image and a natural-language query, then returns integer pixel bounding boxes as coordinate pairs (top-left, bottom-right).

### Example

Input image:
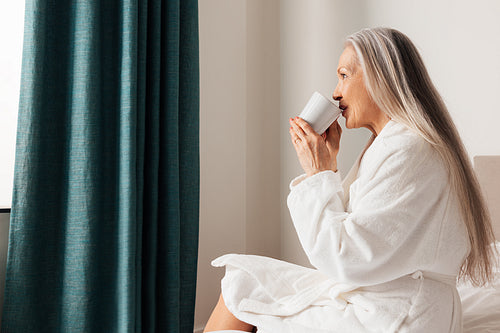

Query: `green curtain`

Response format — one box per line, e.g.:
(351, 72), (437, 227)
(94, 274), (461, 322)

(2, 0), (199, 332)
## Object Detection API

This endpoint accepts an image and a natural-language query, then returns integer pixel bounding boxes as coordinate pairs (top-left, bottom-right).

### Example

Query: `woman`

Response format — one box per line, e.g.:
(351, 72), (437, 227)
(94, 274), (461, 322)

(203, 27), (497, 333)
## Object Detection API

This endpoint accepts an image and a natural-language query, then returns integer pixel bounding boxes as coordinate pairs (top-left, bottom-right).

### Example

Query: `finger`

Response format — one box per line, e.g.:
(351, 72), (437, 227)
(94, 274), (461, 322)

(336, 120), (342, 136)
(290, 118), (307, 140)
(328, 120), (341, 136)
(328, 119), (339, 130)
(326, 120), (342, 146)
(289, 126), (303, 148)
(294, 117), (316, 136)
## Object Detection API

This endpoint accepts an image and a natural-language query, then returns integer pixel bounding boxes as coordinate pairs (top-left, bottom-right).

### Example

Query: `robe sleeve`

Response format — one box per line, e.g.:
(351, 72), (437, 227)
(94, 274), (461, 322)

(287, 137), (450, 286)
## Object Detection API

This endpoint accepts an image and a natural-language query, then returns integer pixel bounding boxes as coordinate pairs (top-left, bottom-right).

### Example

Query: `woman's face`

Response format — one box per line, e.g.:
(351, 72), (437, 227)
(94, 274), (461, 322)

(333, 46), (388, 135)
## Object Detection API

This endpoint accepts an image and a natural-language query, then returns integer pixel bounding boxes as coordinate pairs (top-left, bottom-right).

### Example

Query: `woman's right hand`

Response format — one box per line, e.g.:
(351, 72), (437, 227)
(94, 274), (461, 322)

(290, 118), (342, 176)
(324, 120), (342, 158)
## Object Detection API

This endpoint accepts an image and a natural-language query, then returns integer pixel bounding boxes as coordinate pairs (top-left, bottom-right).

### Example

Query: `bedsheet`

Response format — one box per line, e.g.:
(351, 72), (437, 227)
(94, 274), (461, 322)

(458, 242), (500, 333)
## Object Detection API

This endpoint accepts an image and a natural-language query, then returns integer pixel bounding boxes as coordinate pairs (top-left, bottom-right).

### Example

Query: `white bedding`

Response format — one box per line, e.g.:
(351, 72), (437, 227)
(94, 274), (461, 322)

(458, 242), (500, 333)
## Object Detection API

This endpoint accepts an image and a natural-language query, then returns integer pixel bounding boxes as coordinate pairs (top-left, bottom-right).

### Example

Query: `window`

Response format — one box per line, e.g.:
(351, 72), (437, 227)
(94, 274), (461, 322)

(0, 2), (25, 209)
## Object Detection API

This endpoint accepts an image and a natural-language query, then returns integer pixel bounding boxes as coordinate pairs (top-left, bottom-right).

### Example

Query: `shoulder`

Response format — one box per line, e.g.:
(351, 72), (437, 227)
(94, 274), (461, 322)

(362, 121), (448, 182)
(378, 121), (428, 155)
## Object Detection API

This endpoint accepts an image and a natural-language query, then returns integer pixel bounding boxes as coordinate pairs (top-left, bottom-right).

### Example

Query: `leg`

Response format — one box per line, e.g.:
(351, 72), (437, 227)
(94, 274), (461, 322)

(203, 293), (255, 333)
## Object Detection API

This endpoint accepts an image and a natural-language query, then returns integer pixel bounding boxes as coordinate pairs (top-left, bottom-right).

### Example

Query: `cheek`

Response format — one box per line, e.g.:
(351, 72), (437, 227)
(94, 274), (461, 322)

(350, 84), (370, 112)
(355, 81), (373, 109)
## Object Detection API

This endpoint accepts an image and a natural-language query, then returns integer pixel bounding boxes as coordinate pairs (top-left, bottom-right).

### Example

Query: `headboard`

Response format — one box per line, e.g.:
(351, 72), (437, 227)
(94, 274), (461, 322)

(474, 156), (500, 240)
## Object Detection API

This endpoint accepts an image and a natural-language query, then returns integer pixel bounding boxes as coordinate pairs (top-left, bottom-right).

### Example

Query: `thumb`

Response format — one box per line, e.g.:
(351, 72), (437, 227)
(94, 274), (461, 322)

(326, 121), (342, 150)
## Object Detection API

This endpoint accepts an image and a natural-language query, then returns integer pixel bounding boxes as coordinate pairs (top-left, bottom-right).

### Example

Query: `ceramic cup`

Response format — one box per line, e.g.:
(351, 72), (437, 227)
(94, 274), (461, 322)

(298, 91), (342, 135)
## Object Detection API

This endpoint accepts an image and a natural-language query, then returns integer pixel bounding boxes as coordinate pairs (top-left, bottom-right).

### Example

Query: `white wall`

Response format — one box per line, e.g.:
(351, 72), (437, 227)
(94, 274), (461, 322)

(245, 0), (281, 257)
(0, 1), (24, 209)
(196, 2), (247, 330)
(195, 0), (281, 331)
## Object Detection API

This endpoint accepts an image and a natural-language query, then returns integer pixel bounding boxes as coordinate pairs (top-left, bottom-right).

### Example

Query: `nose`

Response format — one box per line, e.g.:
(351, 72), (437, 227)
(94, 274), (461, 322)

(332, 82), (342, 101)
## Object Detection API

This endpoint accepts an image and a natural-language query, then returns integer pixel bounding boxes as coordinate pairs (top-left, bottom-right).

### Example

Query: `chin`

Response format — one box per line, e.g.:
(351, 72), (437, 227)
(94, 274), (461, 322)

(344, 118), (354, 129)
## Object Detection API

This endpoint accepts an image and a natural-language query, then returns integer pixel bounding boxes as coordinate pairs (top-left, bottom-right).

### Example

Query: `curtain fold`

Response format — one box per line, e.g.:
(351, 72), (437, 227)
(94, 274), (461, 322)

(1, 0), (199, 332)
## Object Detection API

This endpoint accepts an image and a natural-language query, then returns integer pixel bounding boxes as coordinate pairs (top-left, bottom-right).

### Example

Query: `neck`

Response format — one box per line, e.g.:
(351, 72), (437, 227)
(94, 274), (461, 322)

(367, 116), (391, 136)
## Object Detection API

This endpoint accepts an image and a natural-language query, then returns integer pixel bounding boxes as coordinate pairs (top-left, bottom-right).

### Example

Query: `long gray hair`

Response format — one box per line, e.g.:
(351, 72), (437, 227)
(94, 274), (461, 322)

(346, 27), (496, 286)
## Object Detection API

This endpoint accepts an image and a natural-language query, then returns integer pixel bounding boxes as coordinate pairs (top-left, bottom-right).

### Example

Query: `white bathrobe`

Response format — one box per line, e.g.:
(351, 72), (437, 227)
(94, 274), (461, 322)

(212, 120), (470, 333)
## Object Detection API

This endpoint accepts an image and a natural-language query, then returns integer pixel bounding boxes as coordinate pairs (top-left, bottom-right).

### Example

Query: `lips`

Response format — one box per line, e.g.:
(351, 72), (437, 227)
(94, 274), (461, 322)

(339, 104), (347, 115)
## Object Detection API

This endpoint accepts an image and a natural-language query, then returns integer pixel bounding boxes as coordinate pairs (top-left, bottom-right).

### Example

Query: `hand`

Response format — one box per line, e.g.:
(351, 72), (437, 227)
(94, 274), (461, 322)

(289, 117), (342, 177)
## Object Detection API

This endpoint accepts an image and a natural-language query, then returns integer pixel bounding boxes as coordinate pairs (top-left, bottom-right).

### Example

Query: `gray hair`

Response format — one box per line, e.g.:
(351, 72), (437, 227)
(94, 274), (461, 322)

(346, 27), (496, 286)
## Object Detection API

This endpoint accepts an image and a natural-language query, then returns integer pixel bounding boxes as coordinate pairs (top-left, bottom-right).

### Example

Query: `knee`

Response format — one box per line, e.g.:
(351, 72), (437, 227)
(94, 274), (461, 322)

(216, 292), (225, 307)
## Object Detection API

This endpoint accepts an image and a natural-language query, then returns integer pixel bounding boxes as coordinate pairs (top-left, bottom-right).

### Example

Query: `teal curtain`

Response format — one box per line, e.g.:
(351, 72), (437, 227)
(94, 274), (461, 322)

(2, 0), (199, 332)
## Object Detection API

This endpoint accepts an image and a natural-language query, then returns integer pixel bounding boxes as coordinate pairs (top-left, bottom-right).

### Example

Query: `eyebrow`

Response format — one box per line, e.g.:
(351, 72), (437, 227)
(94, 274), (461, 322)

(338, 60), (359, 75)
(337, 67), (349, 74)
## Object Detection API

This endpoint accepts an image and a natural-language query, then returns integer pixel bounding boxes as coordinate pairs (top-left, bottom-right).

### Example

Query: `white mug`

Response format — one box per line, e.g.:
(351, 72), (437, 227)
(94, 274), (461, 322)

(298, 91), (342, 135)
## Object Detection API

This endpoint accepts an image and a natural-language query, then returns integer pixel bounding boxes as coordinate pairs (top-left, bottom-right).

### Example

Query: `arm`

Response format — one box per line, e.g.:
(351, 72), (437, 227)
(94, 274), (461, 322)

(287, 139), (449, 286)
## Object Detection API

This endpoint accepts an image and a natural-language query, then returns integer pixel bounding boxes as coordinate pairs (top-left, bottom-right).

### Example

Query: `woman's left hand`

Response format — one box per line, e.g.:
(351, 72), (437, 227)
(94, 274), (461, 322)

(289, 117), (341, 177)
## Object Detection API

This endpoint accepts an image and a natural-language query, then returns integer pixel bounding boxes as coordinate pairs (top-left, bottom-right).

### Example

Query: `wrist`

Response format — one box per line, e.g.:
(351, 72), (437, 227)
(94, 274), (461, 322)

(331, 162), (338, 173)
(306, 167), (337, 178)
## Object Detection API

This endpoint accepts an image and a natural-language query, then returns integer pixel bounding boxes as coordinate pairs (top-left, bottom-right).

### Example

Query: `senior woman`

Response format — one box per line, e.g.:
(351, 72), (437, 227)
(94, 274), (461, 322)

(203, 27), (497, 333)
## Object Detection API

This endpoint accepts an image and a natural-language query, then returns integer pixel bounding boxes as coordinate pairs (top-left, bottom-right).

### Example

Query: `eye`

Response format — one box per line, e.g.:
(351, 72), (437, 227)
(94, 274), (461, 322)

(340, 73), (347, 80)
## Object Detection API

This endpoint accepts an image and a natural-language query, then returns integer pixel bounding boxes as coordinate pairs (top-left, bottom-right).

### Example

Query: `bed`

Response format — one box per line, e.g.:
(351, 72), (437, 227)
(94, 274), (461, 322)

(457, 156), (500, 332)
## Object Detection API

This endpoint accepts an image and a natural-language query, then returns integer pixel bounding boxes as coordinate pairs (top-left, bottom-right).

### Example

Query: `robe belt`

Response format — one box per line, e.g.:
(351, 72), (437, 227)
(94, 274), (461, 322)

(410, 270), (457, 287)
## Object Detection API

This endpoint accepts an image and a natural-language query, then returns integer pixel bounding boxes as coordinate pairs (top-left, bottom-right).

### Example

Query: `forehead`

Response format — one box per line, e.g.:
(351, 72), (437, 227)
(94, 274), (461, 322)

(337, 46), (358, 71)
